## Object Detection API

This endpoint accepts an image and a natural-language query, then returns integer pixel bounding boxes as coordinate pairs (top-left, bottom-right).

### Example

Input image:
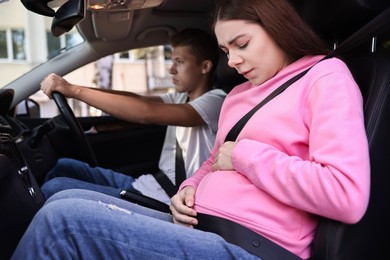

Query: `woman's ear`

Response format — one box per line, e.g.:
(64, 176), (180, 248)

(201, 60), (213, 74)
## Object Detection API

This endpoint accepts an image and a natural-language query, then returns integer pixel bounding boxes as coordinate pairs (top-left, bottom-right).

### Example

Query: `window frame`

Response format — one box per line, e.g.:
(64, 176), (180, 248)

(0, 28), (26, 62)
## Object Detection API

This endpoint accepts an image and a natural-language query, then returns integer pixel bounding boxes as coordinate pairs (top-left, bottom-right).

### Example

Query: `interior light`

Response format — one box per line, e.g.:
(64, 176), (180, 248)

(87, 0), (111, 10)
(89, 3), (108, 9)
(87, 0), (128, 10)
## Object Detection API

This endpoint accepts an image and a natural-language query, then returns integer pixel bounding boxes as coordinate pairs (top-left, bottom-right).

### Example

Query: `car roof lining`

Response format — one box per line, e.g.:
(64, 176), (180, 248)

(91, 10), (134, 41)
(78, 5), (212, 54)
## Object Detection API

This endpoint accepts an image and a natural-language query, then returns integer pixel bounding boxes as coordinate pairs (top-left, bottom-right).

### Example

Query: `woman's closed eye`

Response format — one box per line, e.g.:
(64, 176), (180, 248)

(236, 41), (248, 50)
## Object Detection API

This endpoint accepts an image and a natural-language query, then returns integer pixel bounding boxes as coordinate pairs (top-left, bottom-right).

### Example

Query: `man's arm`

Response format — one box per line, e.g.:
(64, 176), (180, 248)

(94, 88), (162, 103)
(41, 73), (205, 127)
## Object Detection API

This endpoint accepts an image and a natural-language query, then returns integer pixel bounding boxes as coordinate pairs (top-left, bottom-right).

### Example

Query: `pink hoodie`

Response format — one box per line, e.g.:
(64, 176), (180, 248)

(180, 55), (370, 259)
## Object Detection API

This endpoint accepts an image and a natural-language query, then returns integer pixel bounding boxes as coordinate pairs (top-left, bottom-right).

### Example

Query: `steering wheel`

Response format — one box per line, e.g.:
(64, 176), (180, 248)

(52, 91), (98, 167)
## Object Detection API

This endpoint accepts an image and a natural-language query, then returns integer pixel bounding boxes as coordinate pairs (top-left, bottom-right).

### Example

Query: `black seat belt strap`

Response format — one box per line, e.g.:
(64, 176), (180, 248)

(196, 213), (301, 260)
(174, 138), (186, 187)
(225, 68), (312, 142)
(153, 170), (176, 198)
(153, 138), (186, 198)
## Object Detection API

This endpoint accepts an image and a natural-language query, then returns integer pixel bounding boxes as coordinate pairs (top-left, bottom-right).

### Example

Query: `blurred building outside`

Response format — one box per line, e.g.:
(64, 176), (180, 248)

(0, 1), (174, 118)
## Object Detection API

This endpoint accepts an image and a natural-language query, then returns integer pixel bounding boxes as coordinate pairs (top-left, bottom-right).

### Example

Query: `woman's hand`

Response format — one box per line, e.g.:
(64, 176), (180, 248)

(170, 186), (198, 227)
(40, 73), (77, 99)
(211, 141), (237, 171)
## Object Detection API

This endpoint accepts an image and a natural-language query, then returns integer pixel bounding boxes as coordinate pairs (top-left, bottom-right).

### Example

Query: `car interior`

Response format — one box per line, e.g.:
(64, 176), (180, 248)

(0, 0), (390, 259)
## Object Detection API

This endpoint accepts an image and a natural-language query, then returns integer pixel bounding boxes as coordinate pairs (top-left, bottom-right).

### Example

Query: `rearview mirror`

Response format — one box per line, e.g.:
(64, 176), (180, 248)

(51, 0), (85, 37)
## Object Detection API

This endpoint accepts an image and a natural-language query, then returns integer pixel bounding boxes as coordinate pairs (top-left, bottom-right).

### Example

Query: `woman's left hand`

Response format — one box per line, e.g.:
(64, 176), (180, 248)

(211, 141), (237, 171)
(170, 186), (198, 227)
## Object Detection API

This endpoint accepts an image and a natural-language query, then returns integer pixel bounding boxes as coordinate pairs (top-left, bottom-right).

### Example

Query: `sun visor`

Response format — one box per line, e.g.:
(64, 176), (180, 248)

(91, 10), (133, 40)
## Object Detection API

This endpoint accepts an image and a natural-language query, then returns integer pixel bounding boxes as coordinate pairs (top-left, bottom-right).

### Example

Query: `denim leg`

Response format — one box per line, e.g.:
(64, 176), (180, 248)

(11, 191), (259, 260)
(45, 189), (172, 221)
(41, 177), (130, 199)
(45, 158), (136, 188)
(41, 158), (137, 199)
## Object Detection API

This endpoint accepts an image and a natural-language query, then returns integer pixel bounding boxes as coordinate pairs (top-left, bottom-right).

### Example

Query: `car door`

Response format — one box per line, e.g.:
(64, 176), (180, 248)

(15, 47), (172, 183)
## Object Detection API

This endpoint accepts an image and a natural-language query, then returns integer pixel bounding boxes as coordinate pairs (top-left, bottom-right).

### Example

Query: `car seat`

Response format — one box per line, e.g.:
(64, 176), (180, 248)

(297, 0), (390, 259)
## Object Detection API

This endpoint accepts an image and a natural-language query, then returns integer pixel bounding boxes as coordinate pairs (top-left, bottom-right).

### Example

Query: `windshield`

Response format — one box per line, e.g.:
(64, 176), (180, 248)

(0, 0), (84, 88)
(0, 1), (175, 119)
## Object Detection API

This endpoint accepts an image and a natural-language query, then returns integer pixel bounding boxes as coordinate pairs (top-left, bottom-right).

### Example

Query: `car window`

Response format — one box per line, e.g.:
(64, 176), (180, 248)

(1, 2), (175, 119)
(0, 2), (84, 88)
(32, 45), (174, 118)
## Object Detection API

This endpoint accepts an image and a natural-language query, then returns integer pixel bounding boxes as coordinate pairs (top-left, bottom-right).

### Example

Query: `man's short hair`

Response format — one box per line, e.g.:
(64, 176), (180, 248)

(170, 28), (219, 73)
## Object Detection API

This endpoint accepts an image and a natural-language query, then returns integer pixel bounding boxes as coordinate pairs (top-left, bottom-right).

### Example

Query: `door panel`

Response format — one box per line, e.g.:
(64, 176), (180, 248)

(82, 116), (166, 177)
(18, 115), (166, 181)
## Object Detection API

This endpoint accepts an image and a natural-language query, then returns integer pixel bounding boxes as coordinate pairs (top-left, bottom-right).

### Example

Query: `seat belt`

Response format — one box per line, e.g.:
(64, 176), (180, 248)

(120, 138), (185, 212)
(224, 66), (315, 142)
(153, 138), (186, 198)
(174, 138), (186, 187)
(197, 213), (301, 260)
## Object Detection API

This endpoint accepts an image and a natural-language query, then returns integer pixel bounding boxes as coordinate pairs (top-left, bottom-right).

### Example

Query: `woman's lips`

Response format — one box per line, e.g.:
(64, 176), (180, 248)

(241, 68), (253, 78)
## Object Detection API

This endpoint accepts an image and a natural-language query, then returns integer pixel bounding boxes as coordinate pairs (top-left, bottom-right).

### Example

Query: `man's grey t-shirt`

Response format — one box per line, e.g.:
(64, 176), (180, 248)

(132, 89), (226, 204)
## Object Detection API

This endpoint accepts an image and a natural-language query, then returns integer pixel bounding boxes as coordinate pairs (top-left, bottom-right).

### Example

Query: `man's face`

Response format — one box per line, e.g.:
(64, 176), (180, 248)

(169, 45), (205, 93)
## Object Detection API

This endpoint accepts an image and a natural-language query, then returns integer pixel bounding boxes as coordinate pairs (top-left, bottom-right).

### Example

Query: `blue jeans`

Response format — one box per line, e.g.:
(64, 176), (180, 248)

(11, 189), (260, 260)
(41, 158), (137, 199)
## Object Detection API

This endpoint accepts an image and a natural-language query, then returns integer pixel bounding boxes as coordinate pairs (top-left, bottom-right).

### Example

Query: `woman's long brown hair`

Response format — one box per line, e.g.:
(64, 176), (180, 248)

(212, 0), (330, 61)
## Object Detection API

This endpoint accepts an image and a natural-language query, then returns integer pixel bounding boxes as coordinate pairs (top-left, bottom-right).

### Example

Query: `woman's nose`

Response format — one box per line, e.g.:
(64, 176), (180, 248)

(227, 52), (242, 68)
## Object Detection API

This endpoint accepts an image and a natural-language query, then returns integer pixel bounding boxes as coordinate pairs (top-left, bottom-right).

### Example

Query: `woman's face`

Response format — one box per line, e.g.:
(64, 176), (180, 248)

(214, 19), (291, 86)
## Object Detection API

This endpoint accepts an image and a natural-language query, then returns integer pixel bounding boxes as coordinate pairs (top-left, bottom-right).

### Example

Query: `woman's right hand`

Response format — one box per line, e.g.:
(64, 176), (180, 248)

(170, 186), (198, 227)
(40, 73), (77, 99)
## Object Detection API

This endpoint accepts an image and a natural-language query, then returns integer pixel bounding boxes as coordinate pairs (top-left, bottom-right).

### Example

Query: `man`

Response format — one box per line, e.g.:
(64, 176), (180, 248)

(40, 28), (226, 204)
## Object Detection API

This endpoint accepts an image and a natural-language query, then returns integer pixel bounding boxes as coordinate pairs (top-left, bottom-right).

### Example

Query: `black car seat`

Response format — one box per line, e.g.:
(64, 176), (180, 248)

(297, 0), (390, 259)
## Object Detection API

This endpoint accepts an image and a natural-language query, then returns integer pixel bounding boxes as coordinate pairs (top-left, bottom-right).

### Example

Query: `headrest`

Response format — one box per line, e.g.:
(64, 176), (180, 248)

(297, 0), (389, 41)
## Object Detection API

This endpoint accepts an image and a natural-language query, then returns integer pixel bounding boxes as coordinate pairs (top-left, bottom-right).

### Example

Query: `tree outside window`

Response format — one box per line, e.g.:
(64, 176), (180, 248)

(11, 29), (26, 60)
(46, 31), (83, 57)
(46, 32), (61, 57)
(0, 30), (6, 59)
(0, 29), (26, 60)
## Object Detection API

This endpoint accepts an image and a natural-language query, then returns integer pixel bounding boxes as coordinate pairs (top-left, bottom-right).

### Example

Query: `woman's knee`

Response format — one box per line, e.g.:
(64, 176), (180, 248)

(46, 189), (110, 204)
(41, 177), (79, 199)
(56, 158), (87, 173)
(45, 158), (89, 182)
